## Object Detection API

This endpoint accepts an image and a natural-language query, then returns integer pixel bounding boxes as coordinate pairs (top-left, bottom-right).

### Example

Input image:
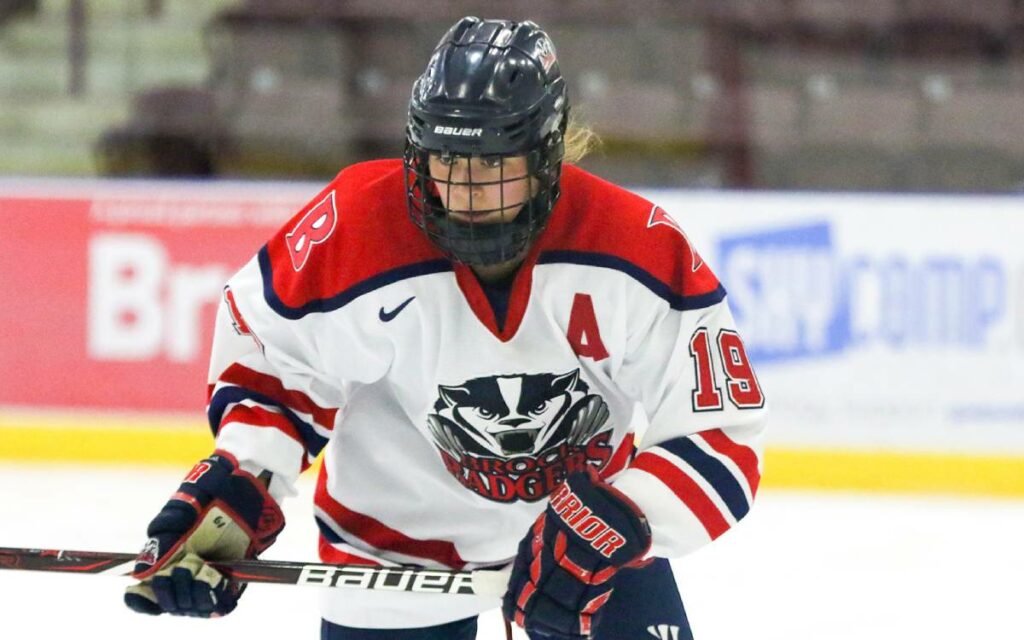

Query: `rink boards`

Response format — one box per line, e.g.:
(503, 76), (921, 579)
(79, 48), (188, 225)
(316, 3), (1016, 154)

(1, 179), (1022, 497)
(2, 411), (1022, 497)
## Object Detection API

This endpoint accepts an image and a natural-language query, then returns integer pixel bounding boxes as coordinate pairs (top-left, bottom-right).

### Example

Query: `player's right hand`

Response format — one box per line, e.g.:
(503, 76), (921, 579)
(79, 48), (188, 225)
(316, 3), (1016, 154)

(502, 467), (651, 638)
(123, 452), (285, 617)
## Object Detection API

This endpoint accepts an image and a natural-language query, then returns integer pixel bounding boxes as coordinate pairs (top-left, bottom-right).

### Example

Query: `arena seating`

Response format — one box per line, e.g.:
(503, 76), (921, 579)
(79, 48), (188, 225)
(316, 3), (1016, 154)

(2, 0), (1022, 190)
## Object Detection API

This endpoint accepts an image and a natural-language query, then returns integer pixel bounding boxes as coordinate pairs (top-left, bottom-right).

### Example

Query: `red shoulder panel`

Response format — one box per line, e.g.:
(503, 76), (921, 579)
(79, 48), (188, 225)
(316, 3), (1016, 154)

(261, 160), (446, 312)
(539, 165), (721, 298)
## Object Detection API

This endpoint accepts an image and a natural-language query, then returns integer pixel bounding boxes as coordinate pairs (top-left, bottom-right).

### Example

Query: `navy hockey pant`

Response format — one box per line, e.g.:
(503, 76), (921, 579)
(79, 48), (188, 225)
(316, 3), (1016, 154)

(321, 557), (692, 639)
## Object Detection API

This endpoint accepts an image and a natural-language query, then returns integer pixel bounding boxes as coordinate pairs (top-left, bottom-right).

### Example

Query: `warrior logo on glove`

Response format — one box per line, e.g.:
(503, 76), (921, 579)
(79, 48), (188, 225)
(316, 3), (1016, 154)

(426, 369), (613, 503)
(503, 468), (653, 637)
(550, 482), (627, 558)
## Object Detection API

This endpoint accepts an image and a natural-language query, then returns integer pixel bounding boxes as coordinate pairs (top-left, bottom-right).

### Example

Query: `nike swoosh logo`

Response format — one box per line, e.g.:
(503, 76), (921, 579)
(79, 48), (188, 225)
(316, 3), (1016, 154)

(379, 296), (415, 322)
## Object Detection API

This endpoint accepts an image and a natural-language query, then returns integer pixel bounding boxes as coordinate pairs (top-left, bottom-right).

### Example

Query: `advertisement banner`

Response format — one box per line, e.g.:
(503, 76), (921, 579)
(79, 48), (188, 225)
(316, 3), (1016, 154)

(648, 190), (1024, 454)
(2, 181), (1022, 460)
(0, 179), (315, 413)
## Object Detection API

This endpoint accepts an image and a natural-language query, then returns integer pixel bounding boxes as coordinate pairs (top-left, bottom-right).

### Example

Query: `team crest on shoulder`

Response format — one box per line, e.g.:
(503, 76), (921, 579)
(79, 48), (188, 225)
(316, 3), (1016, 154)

(286, 191), (338, 271)
(647, 205), (704, 273)
(426, 370), (613, 503)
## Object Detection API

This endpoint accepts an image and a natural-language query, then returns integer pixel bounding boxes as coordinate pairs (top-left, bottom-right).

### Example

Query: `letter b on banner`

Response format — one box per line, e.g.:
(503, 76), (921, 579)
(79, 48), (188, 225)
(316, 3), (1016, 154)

(88, 234), (166, 360)
(88, 233), (227, 362)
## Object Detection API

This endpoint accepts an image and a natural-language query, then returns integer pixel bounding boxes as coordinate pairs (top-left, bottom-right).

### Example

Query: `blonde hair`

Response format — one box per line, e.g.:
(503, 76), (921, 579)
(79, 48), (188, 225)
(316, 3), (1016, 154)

(563, 115), (601, 165)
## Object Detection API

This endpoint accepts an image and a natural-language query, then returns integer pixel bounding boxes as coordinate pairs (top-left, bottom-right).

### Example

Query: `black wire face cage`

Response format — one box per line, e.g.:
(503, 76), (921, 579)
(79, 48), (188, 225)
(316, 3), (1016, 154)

(404, 141), (563, 266)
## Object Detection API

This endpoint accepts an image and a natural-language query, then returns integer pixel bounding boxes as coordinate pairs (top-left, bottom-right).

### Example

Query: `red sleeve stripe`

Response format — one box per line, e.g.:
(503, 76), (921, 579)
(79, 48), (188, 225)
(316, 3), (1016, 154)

(221, 405), (302, 445)
(631, 451), (730, 540)
(219, 363), (337, 431)
(318, 535), (383, 567)
(219, 405), (311, 472)
(697, 429), (761, 497)
(599, 432), (635, 480)
(314, 467), (467, 569)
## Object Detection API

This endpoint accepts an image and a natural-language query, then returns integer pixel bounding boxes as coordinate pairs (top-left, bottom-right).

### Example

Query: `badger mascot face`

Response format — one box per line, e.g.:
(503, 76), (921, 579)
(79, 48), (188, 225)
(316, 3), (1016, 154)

(427, 370), (609, 458)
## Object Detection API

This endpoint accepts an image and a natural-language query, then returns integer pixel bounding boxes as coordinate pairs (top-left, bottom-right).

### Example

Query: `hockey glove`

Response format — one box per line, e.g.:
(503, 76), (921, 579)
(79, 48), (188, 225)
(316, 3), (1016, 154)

(502, 467), (652, 638)
(124, 452), (284, 617)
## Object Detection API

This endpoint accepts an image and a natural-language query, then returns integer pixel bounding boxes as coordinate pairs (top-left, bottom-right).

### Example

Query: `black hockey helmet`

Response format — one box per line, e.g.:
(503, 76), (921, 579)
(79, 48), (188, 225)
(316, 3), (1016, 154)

(405, 17), (568, 266)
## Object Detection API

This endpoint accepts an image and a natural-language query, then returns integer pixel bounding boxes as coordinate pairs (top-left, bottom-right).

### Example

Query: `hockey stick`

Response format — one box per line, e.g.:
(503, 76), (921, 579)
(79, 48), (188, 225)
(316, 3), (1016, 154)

(0, 547), (511, 598)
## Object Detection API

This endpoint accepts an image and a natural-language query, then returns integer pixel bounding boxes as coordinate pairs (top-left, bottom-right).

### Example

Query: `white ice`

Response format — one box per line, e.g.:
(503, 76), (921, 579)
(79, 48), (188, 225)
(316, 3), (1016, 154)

(1, 463), (1021, 639)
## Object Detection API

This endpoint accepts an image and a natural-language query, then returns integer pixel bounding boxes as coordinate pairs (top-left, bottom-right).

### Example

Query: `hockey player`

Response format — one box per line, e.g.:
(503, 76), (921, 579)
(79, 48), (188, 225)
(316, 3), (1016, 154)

(123, 17), (766, 640)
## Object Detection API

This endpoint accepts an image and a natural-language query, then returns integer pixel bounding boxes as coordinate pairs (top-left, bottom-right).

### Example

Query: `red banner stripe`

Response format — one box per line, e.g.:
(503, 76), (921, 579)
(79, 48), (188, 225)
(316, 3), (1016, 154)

(697, 429), (761, 497)
(631, 451), (730, 540)
(218, 364), (337, 430)
(314, 467), (466, 569)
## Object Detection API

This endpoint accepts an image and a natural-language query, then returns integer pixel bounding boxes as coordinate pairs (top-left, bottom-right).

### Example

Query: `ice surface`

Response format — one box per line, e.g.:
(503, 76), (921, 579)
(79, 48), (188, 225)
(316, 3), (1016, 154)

(1, 464), (1021, 639)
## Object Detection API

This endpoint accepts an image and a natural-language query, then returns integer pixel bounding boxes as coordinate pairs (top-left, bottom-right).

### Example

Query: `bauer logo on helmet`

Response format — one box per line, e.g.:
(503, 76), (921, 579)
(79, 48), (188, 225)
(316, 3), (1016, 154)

(433, 126), (484, 137)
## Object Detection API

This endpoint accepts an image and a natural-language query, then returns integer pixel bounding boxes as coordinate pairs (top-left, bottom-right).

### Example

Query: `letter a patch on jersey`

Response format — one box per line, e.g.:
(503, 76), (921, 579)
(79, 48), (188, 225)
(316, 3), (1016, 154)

(567, 293), (609, 361)
(286, 191), (338, 271)
(647, 205), (703, 273)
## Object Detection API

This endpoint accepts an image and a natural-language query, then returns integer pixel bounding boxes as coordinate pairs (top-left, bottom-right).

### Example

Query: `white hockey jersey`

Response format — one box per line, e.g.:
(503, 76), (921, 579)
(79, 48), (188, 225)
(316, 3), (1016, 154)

(207, 160), (767, 628)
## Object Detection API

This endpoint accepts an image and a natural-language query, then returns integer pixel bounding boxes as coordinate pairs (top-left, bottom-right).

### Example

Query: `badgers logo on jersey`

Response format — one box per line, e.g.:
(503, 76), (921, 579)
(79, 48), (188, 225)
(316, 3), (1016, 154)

(426, 370), (613, 503)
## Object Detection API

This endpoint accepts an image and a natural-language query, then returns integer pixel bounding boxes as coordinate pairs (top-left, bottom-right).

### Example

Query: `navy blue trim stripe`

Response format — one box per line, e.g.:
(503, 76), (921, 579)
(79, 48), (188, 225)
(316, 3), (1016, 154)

(208, 385), (329, 457)
(259, 247), (453, 320)
(659, 436), (750, 521)
(315, 515), (349, 545)
(537, 250), (726, 311)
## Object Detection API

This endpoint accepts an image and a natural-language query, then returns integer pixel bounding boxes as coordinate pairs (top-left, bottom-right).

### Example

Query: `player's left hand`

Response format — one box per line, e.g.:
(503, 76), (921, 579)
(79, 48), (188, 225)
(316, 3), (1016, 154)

(502, 467), (652, 638)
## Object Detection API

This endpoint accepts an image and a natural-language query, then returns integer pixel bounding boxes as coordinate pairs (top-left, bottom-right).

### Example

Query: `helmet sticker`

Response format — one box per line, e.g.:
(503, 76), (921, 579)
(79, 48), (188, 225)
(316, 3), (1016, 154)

(534, 36), (557, 74)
